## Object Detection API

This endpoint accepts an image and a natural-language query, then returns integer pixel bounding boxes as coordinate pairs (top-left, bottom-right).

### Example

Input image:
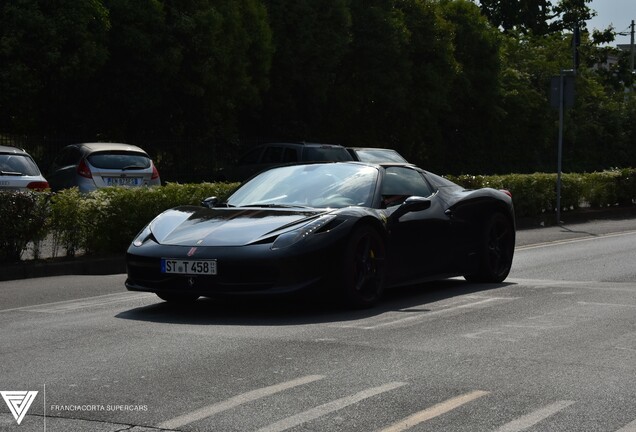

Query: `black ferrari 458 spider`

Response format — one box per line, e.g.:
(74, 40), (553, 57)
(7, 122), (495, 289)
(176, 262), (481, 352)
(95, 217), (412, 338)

(126, 162), (515, 308)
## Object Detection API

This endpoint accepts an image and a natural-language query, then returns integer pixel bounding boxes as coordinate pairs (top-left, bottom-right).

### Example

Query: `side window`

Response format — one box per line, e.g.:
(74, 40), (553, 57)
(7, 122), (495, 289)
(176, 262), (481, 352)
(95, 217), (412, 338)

(261, 146), (284, 164)
(381, 167), (434, 208)
(54, 147), (81, 168)
(282, 147), (298, 163)
(238, 147), (263, 165)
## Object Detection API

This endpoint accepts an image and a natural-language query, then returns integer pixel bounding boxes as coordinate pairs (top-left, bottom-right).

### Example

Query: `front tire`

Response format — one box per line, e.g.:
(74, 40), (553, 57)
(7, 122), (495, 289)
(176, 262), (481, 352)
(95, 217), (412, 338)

(464, 213), (514, 283)
(341, 225), (386, 308)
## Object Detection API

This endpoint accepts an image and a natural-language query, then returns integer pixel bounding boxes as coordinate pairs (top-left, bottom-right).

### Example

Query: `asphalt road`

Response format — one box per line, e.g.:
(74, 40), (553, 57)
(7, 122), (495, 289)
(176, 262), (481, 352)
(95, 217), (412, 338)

(1, 218), (636, 432)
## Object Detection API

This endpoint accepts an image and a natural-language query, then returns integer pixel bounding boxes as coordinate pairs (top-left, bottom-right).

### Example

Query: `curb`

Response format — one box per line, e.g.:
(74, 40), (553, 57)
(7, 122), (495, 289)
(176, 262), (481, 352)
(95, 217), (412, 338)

(0, 255), (126, 282)
(516, 206), (636, 230)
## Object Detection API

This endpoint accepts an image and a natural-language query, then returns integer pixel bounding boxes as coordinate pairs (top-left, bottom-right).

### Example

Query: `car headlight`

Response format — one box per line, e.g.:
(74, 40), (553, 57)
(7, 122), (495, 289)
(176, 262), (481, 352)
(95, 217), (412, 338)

(132, 225), (154, 247)
(271, 215), (338, 250)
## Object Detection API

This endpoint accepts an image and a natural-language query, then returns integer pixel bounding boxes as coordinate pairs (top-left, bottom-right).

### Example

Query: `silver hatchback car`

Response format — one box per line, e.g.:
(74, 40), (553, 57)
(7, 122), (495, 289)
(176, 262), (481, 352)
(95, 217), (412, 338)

(48, 143), (161, 193)
(0, 145), (49, 191)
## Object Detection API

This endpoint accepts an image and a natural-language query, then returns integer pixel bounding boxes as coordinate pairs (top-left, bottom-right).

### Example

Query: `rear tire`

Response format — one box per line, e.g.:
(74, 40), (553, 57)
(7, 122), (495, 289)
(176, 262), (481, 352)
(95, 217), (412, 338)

(464, 213), (514, 283)
(341, 225), (386, 308)
(156, 293), (200, 304)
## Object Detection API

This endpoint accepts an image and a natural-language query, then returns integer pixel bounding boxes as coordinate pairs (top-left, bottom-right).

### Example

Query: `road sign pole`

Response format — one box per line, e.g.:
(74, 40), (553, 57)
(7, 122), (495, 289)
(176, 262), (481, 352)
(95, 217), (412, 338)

(557, 71), (564, 225)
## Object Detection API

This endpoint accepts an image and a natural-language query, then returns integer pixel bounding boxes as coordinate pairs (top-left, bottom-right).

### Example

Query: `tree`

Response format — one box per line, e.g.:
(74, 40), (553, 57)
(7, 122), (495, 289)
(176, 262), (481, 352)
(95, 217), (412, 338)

(94, 0), (177, 139)
(254, 0), (352, 142)
(437, 0), (503, 173)
(493, 32), (567, 173)
(0, 0), (110, 134)
(393, 0), (457, 165)
(478, 0), (594, 35)
(328, 0), (413, 148)
(160, 0), (273, 141)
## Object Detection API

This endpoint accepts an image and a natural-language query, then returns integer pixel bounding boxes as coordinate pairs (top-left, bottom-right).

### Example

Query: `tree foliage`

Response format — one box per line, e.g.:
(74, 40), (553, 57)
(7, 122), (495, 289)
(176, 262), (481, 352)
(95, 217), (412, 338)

(478, 0), (594, 34)
(0, 0), (110, 133)
(0, 0), (634, 176)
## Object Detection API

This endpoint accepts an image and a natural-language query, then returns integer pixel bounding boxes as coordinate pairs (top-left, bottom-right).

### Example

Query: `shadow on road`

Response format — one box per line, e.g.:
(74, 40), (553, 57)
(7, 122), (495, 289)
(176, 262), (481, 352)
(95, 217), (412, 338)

(558, 225), (599, 236)
(115, 279), (515, 326)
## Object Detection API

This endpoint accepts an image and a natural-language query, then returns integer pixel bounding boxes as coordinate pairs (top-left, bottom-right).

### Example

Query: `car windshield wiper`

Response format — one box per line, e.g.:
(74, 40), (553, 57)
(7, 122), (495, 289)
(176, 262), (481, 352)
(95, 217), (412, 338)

(121, 165), (146, 170)
(0, 170), (24, 176)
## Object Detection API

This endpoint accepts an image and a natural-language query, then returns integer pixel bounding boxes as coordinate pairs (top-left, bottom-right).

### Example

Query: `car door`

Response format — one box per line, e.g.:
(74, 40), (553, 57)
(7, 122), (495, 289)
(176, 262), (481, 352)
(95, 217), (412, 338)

(382, 166), (455, 285)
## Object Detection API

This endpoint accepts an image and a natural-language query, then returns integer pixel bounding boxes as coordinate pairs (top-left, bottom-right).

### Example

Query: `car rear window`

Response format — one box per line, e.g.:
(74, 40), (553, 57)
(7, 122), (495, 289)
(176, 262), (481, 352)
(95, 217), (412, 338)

(87, 152), (151, 170)
(302, 146), (353, 162)
(0, 154), (41, 176)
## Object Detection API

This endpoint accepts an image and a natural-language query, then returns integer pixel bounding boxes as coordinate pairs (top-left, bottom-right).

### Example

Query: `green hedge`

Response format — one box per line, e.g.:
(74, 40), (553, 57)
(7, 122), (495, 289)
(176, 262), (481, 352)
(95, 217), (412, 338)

(51, 182), (239, 256)
(0, 182), (238, 263)
(0, 169), (635, 263)
(447, 168), (636, 218)
(0, 191), (49, 262)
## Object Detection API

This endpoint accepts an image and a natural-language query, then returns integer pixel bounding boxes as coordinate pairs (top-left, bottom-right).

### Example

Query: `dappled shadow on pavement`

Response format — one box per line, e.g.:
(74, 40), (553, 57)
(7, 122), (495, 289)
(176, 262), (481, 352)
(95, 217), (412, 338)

(115, 279), (515, 327)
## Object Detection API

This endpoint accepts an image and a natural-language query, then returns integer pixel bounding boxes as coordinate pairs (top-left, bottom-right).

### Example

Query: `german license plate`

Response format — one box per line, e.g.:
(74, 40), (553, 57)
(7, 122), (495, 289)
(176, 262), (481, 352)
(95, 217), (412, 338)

(105, 177), (141, 186)
(161, 259), (217, 275)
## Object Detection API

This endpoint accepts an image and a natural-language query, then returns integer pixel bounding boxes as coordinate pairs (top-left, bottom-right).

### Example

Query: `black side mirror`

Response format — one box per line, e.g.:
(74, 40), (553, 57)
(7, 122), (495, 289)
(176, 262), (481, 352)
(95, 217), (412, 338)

(201, 196), (218, 208)
(389, 196), (431, 221)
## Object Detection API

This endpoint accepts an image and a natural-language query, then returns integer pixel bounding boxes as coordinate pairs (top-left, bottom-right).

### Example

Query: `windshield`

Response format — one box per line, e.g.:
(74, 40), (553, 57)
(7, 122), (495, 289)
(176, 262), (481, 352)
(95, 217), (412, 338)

(354, 149), (407, 163)
(227, 163), (378, 208)
(0, 154), (41, 176)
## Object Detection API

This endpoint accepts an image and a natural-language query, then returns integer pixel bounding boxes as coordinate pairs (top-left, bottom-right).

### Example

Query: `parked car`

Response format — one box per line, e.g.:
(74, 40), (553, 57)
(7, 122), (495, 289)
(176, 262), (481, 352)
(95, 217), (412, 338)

(0, 145), (49, 191)
(347, 147), (408, 163)
(220, 142), (353, 181)
(126, 161), (515, 308)
(48, 143), (160, 193)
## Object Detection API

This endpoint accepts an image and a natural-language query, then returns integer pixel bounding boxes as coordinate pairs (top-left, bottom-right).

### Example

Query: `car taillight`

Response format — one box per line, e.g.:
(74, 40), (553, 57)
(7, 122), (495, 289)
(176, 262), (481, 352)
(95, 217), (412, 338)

(26, 181), (49, 191)
(151, 163), (160, 180)
(77, 159), (92, 178)
(500, 189), (512, 198)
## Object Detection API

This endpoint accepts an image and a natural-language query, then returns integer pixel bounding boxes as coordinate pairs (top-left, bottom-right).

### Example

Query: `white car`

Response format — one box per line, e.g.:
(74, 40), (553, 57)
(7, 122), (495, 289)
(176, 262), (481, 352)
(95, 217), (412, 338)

(48, 143), (161, 193)
(0, 145), (49, 191)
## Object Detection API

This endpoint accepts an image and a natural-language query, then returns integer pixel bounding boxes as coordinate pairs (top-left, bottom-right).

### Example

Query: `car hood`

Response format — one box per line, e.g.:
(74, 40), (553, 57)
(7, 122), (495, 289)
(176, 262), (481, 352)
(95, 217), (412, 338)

(149, 206), (331, 246)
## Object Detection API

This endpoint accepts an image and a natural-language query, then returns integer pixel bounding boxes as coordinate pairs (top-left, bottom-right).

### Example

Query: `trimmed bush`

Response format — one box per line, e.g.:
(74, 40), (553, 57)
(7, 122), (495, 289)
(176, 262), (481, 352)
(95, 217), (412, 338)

(49, 187), (87, 257)
(49, 182), (239, 255)
(0, 191), (50, 262)
(449, 169), (635, 218)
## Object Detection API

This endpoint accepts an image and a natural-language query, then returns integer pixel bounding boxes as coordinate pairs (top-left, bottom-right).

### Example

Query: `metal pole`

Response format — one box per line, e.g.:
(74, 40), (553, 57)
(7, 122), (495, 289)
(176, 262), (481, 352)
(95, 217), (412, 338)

(630, 20), (635, 73)
(556, 71), (564, 225)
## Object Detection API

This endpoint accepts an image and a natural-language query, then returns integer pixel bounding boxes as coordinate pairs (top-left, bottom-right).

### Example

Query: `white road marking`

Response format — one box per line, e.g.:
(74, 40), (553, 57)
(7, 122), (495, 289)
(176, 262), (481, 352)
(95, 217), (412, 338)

(616, 419), (636, 431)
(376, 390), (489, 432)
(615, 346), (636, 353)
(578, 301), (636, 309)
(255, 382), (406, 432)
(157, 375), (325, 429)
(516, 230), (636, 251)
(507, 279), (636, 293)
(493, 400), (575, 432)
(336, 297), (514, 330)
(464, 311), (573, 342)
(0, 292), (153, 313)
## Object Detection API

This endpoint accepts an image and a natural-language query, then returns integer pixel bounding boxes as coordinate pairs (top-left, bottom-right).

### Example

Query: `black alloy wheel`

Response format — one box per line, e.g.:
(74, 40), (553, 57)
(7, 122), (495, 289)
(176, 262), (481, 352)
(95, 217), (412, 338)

(465, 212), (514, 283)
(342, 225), (386, 308)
